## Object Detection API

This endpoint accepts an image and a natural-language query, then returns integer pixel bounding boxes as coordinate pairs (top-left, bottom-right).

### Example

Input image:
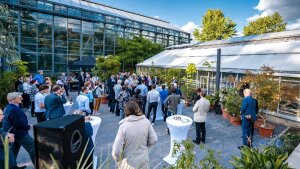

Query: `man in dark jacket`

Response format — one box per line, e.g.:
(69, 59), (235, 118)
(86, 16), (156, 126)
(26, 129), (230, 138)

(3, 92), (35, 166)
(15, 76), (23, 92)
(238, 89), (257, 149)
(44, 85), (67, 119)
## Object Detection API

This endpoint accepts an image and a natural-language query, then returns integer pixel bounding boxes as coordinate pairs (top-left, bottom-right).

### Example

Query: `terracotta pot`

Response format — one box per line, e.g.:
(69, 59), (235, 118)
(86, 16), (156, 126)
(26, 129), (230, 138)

(258, 123), (275, 138)
(254, 119), (264, 129)
(100, 95), (108, 104)
(222, 109), (230, 119)
(229, 116), (242, 126)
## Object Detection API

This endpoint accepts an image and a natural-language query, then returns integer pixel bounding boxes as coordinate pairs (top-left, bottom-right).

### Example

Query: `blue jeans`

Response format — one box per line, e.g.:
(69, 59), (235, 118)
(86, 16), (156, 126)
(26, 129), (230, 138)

(12, 134), (35, 165)
(141, 96), (147, 114)
(120, 109), (125, 119)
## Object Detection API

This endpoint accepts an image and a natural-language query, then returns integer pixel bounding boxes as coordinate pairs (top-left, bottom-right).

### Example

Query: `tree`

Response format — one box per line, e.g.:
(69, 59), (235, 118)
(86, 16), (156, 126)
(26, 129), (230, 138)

(193, 9), (237, 42)
(243, 12), (287, 36)
(116, 36), (164, 72)
(92, 55), (121, 81)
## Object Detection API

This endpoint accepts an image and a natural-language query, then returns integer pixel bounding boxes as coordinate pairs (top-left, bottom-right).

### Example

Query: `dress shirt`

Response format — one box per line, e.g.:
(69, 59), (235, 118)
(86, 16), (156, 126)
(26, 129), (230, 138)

(147, 89), (160, 103)
(135, 84), (148, 96)
(76, 94), (91, 114)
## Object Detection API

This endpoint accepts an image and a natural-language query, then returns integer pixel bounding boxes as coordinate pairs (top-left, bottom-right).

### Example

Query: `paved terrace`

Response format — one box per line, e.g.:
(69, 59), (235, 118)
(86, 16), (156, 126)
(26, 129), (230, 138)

(17, 92), (286, 169)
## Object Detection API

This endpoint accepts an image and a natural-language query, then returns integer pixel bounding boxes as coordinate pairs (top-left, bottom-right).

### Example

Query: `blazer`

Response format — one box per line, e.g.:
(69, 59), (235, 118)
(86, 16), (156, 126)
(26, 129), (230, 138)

(44, 93), (67, 119)
(240, 96), (258, 122)
(193, 98), (210, 123)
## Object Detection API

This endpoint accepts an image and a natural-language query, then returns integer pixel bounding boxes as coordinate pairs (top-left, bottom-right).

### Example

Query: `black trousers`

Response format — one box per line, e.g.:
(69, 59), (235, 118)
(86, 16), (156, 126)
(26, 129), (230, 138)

(147, 102), (158, 123)
(89, 102), (94, 114)
(31, 101), (35, 116)
(36, 112), (46, 123)
(195, 122), (206, 143)
(64, 84), (69, 97)
(162, 104), (168, 122)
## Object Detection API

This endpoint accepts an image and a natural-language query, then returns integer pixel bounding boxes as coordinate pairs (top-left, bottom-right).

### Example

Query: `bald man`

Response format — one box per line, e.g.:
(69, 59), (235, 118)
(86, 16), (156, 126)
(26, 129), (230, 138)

(238, 89), (258, 149)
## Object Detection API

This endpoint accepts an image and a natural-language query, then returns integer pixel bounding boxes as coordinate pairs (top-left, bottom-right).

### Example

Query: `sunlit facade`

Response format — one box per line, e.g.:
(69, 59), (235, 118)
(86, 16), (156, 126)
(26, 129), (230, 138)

(0, 0), (191, 73)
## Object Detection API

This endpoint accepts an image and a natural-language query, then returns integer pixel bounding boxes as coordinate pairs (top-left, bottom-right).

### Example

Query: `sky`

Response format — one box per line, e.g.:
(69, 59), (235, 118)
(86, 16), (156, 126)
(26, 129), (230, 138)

(96, 0), (300, 38)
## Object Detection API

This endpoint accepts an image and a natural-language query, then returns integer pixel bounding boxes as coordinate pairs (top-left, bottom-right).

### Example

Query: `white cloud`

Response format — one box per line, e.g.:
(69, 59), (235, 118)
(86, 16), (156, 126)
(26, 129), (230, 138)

(247, 0), (300, 29)
(287, 19), (300, 30)
(180, 22), (199, 42)
(180, 22), (199, 34)
(153, 16), (160, 19)
(234, 31), (244, 37)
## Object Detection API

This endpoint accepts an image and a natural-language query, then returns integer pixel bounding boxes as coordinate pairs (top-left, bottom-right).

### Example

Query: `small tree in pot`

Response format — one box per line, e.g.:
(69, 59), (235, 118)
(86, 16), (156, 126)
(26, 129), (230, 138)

(242, 66), (282, 137)
(225, 88), (242, 126)
(181, 63), (197, 106)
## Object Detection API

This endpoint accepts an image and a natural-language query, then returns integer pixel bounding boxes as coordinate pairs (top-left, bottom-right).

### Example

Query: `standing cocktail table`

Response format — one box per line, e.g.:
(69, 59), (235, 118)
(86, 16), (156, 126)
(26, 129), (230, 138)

(163, 115), (193, 165)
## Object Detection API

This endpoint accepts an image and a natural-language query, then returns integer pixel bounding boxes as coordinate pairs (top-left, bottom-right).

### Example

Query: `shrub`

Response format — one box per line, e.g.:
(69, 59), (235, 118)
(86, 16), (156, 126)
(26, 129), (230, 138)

(230, 146), (292, 169)
(0, 72), (17, 108)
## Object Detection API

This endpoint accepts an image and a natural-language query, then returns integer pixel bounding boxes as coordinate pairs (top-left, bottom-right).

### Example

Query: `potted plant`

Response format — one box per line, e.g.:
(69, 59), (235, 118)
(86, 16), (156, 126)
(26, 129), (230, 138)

(225, 88), (242, 126)
(181, 63), (197, 107)
(241, 66), (281, 137)
(219, 89), (229, 119)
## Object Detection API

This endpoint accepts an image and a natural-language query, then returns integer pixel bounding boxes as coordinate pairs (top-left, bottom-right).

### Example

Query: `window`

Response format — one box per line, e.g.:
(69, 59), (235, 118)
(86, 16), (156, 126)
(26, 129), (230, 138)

(37, 1), (53, 11)
(82, 10), (94, 19)
(68, 7), (81, 17)
(54, 5), (68, 14)
(106, 16), (115, 23)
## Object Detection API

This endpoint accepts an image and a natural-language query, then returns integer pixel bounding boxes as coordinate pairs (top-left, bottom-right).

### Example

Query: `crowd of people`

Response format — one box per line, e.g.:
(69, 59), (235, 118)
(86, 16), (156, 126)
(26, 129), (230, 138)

(0, 69), (258, 168)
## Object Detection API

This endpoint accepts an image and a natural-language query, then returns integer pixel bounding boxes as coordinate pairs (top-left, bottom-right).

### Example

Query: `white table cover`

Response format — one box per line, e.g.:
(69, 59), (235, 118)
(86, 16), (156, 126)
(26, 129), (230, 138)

(163, 115), (193, 165)
(87, 116), (101, 169)
(63, 102), (73, 115)
(147, 100), (185, 120)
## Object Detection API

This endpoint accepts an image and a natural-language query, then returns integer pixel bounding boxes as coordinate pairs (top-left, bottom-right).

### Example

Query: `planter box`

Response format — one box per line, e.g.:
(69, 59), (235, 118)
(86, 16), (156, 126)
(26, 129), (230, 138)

(258, 123), (275, 138)
(229, 116), (241, 126)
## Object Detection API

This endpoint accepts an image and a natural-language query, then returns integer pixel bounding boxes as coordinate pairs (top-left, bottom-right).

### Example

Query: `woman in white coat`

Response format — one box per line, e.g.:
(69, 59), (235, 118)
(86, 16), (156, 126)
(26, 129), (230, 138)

(192, 91), (210, 144)
(112, 101), (157, 169)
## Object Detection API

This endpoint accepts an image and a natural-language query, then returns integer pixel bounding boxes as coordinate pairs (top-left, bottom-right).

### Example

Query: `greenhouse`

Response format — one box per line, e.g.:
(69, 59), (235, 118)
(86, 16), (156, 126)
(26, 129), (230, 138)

(137, 30), (300, 122)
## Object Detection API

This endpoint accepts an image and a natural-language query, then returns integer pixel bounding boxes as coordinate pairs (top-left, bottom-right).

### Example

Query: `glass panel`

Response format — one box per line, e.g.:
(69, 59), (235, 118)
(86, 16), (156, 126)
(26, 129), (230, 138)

(38, 53), (52, 70)
(82, 10), (94, 19)
(68, 7), (81, 17)
(54, 64), (67, 72)
(54, 5), (68, 14)
(116, 18), (124, 25)
(54, 54), (67, 63)
(280, 80), (300, 117)
(106, 16), (115, 23)
(94, 14), (104, 21)
(21, 52), (36, 62)
(8, 0), (19, 4)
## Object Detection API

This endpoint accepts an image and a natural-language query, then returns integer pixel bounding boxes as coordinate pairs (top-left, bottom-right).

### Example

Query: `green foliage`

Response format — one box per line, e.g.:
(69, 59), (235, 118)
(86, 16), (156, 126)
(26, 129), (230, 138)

(181, 78), (196, 100)
(243, 12), (287, 36)
(242, 66), (281, 112)
(230, 146), (292, 169)
(163, 68), (182, 86)
(170, 139), (198, 169)
(117, 36), (164, 72)
(0, 72), (17, 108)
(193, 9), (236, 42)
(273, 132), (300, 155)
(199, 148), (224, 169)
(92, 55), (121, 81)
(10, 60), (29, 76)
(206, 93), (219, 106)
(169, 139), (225, 169)
(224, 88), (242, 117)
(0, 4), (18, 61)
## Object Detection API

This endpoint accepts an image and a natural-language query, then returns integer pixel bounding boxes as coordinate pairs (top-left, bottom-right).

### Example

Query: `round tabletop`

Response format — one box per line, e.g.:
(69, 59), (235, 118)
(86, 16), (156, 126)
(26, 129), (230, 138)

(166, 115), (193, 127)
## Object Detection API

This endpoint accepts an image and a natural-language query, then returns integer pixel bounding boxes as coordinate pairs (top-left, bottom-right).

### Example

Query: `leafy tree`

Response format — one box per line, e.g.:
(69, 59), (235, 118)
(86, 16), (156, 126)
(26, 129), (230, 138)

(193, 9), (236, 42)
(243, 12), (287, 36)
(116, 36), (164, 72)
(92, 55), (121, 81)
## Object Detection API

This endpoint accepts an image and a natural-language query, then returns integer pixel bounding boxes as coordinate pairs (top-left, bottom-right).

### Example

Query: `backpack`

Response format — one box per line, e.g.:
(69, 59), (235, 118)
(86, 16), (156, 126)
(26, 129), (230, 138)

(93, 87), (99, 98)
(17, 84), (24, 93)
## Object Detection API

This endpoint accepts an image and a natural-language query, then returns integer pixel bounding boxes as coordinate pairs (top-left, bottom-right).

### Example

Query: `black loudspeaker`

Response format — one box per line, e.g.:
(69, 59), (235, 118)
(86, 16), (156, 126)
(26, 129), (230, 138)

(34, 115), (86, 169)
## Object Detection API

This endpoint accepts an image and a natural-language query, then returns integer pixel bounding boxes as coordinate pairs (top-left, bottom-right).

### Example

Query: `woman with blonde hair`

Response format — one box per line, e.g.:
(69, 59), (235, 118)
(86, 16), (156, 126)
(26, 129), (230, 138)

(112, 101), (157, 169)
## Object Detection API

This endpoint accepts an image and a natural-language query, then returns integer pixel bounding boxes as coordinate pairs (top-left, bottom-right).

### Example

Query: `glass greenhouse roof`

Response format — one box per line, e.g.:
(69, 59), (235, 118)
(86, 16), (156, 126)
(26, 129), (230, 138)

(48, 0), (185, 32)
(138, 30), (300, 76)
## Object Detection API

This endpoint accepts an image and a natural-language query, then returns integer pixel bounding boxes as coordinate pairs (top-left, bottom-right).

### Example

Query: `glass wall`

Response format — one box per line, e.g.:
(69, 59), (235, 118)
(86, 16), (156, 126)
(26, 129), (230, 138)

(280, 78), (300, 118)
(3, 0), (191, 73)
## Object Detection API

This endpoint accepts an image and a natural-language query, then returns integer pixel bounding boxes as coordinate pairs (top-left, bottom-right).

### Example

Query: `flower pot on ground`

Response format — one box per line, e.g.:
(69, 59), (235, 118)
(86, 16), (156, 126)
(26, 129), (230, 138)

(222, 109), (230, 119)
(254, 118), (264, 129)
(258, 123), (275, 138)
(229, 115), (242, 126)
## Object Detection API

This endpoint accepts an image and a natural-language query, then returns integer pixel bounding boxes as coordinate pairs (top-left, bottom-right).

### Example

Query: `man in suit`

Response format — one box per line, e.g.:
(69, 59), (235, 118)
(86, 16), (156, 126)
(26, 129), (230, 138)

(107, 75), (116, 113)
(44, 85), (67, 120)
(238, 89), (257, 149)
(15, 76), (23, 92)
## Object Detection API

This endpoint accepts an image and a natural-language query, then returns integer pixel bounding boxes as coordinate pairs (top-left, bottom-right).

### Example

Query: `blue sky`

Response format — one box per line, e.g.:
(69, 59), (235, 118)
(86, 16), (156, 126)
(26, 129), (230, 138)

(97, 0), (300, 37)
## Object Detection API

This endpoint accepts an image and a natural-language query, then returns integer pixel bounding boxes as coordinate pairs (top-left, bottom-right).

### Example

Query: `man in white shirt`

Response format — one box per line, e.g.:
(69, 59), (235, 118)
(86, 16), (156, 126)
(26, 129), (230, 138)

(147, 84), (160, 125)
(34, 84), (49, 122)
(76, 86), (91, 115)
(192, 90), (210, 144)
